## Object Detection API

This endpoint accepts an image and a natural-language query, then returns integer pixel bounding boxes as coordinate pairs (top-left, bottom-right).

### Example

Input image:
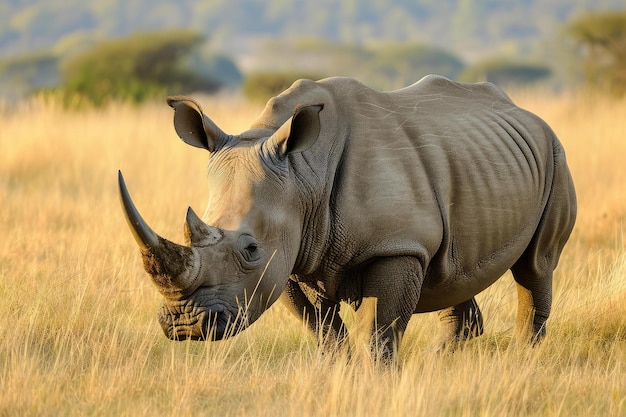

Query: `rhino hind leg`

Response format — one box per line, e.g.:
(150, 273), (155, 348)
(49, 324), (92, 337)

(511, 144), (576, 343)
(436, 297), (484, 350)
(511, 267), (552, 343)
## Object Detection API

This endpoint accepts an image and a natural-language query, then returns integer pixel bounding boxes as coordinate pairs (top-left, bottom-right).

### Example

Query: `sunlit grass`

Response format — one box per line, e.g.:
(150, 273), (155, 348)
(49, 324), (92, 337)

(0, 89), (624, 416)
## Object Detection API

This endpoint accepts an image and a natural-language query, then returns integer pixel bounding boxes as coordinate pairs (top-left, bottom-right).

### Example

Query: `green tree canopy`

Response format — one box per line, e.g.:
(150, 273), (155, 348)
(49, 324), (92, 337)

(59, 29), (220, 105)
(565, 11), (626, 94)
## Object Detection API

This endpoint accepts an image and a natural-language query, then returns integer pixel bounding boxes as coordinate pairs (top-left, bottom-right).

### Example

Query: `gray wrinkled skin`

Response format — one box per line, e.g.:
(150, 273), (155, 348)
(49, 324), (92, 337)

(120, 75), (576, 361)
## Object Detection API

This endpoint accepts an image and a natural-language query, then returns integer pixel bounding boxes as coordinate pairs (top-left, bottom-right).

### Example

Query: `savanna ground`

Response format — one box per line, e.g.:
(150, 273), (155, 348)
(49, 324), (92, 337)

(0, 85), (624, 416)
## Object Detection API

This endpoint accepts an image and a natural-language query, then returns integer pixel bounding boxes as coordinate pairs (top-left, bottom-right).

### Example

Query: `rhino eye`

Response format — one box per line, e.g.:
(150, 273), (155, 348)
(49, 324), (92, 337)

(238, 235), (262, 266)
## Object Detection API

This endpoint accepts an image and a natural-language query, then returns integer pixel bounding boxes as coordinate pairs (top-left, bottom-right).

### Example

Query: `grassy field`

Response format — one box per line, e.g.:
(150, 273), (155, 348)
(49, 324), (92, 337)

(0, 87), (624, 416)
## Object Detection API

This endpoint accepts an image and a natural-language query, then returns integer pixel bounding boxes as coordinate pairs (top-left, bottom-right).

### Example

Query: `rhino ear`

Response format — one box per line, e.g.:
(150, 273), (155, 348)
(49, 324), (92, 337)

(166, 96), (227, 152)
(268, 104), (324, 158)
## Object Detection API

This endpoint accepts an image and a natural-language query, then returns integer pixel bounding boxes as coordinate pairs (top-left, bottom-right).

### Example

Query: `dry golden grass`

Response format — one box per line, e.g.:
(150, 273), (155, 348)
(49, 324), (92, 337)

(0, 88), (624, 416)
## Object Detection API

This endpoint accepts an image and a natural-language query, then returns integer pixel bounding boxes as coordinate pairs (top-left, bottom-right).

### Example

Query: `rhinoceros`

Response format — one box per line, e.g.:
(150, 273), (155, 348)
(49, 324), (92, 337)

(119, 75), (576, 359)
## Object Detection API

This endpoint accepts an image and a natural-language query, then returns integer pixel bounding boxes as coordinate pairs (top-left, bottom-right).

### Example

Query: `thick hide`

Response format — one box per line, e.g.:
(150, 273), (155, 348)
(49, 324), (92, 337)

(120, 75), (576, 360)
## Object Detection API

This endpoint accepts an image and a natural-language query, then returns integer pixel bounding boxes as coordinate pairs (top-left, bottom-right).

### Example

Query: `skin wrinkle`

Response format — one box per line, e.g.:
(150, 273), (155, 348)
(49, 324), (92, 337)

(203, 147), (265, 230)
(290, 132), (344, 276)
(497, 112), (543, 187)
(465, 118), (527, 218)
(444, 113), (540, 268)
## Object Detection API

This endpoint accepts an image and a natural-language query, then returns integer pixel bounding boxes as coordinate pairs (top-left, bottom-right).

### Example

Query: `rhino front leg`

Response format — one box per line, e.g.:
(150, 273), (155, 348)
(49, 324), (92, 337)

(281, 279), (347, 349)
(436, 297), (484, 351)
(360, 256), (422, 362)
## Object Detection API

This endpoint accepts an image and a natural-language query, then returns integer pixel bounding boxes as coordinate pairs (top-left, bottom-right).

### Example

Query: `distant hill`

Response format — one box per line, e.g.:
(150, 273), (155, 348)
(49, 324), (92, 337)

(2, 0), (624, 65)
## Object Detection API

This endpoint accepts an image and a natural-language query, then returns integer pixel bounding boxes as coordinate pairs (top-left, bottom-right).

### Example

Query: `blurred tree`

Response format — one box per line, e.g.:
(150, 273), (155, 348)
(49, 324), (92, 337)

(242, 72), (322, 102)
(453, 0), (482, 40)
(253, 39), (464, 90)
(53, 31), (99, 57)
(565, 11), (626, 94)
(458, 58), (551, 86)
(2, 0), (626, 67)
(59, 30), (221, 105)
(189, 53), (243, 87)
(368, 43), (465, 88)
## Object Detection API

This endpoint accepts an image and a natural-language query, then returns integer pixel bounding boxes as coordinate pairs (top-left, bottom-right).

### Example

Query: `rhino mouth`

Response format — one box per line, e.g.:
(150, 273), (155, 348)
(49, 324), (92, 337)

(158, 291), (243, 341)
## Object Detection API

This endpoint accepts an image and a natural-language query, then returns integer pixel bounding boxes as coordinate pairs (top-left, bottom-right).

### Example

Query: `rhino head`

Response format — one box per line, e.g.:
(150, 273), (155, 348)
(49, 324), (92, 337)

(119, 96), (323, 341)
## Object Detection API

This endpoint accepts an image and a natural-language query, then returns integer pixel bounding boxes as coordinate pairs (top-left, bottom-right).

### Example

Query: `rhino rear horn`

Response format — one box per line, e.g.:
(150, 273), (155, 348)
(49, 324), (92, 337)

(184, 207), (223, 247)
(166, 96), (230, 152)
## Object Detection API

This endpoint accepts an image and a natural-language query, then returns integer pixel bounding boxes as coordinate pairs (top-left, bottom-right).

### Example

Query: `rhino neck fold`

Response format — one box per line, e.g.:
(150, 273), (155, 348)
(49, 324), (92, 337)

(289, 129), (348, 277)
(253, 79), (347, 276)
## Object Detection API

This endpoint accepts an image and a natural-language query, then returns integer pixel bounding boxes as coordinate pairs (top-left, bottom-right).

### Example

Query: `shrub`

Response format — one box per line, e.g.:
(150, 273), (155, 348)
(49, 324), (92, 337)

(59, 30), (220, 106)
(189, 53), (243, 87)
(458, 58), (551, 86)
(242, 72), (322, 103)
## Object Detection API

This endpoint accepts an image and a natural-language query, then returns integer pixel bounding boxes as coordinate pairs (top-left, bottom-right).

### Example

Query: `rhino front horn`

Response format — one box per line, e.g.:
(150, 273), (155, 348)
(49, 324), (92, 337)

(118, 170), (159, 250)
(118, 170), (200, 298)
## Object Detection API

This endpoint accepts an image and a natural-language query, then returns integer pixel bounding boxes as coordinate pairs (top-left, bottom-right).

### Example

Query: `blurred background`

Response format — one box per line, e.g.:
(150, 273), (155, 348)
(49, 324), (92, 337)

(1, 0), (625, 104)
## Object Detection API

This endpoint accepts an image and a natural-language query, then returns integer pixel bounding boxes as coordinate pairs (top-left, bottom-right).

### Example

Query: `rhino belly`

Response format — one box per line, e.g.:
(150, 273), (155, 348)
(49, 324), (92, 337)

(415, 260), (517, 313)
(414, 209), (540, 313)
